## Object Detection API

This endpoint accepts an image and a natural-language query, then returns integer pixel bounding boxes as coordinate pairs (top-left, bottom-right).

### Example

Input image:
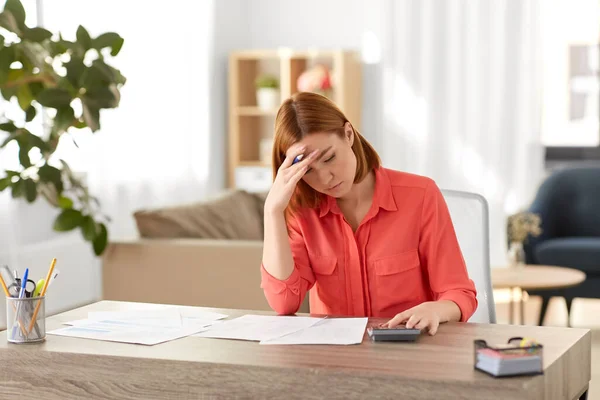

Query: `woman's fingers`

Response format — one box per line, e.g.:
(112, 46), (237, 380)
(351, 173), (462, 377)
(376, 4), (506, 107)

(383, 311), (409, 328)
(405, 314), (421, 329)
(288, 163), (309, 186)
(280, 145), (306, 169)
(428, 321), (439, 336)
(414, 318), (430, 331)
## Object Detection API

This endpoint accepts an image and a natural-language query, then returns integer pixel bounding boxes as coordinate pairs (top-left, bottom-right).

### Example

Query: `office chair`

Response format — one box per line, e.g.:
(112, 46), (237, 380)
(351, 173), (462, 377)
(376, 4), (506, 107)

(442, 189), (496, 323)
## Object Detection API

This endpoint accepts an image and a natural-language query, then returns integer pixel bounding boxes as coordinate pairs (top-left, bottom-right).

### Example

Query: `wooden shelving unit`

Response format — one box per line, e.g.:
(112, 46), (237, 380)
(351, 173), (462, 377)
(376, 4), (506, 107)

(228, 49), (362, 191)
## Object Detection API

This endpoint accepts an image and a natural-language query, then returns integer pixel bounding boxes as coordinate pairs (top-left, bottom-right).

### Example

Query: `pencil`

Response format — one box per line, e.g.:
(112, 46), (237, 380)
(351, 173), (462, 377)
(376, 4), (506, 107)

(0, 274), (9, 297)
(1, 272), (29, 336)
(28, 258), (56, 334)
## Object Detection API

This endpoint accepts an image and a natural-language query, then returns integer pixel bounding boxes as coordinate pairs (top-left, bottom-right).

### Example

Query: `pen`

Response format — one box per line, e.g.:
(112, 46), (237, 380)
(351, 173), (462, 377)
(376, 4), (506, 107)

(11, 268), (29, 339)
(28, 258), (57, 334)
(18, 268), (28, 299)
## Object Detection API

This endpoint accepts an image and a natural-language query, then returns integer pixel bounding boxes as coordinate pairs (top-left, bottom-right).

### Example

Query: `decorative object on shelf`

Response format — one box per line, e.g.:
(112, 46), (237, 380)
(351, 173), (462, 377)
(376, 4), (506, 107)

(259, 138), (273, 166)
(507, 212), (542, 268)
(0, 0), (126, 255)
(297, 64), (333, 97)
(255, 74), (279, 110)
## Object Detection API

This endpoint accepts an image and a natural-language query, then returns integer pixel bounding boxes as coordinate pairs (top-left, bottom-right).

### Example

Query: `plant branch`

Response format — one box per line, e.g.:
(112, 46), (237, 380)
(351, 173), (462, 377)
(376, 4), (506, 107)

(1, 73), (57, 88)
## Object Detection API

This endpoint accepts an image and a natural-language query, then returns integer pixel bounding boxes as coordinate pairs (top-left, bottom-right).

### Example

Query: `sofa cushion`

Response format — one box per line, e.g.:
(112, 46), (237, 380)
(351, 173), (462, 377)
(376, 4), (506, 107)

(535, 237), (600, 274)
(134, 190), (264, 240)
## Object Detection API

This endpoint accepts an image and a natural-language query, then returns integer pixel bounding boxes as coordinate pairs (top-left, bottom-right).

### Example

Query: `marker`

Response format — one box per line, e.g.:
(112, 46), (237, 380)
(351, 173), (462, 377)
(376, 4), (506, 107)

(292, 154), (304, 165)
(33, 279), (45, 298)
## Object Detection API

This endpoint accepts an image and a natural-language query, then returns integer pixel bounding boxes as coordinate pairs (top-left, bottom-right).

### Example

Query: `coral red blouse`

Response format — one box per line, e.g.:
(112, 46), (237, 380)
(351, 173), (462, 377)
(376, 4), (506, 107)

(260, 167), (477, 321)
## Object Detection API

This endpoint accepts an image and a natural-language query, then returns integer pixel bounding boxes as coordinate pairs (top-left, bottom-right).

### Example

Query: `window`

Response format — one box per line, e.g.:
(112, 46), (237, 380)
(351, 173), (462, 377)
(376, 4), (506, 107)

(541, 0), (600, 160)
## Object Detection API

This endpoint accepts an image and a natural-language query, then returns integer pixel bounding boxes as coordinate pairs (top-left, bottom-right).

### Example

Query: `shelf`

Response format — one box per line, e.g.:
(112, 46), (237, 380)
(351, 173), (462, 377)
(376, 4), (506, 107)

(236, 106), (278, 116)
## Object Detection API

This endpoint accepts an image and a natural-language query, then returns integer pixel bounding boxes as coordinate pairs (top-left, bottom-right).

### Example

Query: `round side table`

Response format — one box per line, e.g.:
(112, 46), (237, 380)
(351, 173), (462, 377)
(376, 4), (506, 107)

(491, 265), (586, 325)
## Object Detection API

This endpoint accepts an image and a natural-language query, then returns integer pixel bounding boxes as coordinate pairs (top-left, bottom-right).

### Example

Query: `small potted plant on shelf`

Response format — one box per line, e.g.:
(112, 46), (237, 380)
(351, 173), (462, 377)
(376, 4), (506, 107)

(255, 74), (280, 110)
(297, 64), (333, 97)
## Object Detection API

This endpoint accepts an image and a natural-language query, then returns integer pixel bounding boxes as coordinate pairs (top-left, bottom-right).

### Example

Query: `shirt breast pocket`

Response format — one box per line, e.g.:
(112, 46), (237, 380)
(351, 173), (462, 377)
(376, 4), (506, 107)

(372, 250), (425, 311)
(309, 254), (341, 304)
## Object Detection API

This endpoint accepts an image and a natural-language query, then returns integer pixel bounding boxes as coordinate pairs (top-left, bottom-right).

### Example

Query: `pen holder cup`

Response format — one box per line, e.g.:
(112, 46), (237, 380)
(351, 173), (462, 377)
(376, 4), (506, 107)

(6, 296), (46, 344)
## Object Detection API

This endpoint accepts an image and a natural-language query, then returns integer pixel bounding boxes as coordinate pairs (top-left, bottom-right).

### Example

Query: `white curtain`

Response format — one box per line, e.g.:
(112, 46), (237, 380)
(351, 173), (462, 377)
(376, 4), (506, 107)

(0, 0), (215, 309)
(378, 0), (544, 266)
(41, 0), (215, 240)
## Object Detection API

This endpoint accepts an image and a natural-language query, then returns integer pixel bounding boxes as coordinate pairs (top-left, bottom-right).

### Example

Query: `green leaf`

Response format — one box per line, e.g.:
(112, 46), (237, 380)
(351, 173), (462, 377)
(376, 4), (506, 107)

(23, 178), (36, 202)
(28, 81), (44, 97)
(16, 83), (33, 111)
(0, 122), (17, 133)
(23, 27), (52, 43)
(11, 178), (23, 198)
(20, 41), (51, 70)
(53, 208), (83, 231)
(0, 177), (10, 192)
(0, 46), (16, 84)
(81, 63), (111, 89)
(58, 195), (73, 209)
(92, 222), (108, 255)
(110, 37), (124, 57)
(25, 105), (36, 122)
(0, 34), (4, 47)
(81, 100), (100, 131)
(84, 87), (118, 109)
(54, 106), (75, 133)
(3, 0), (25, 28)
(92, 32), (121, 50)
(76, 25), (92, 51)
(81, 216), (97, 241)
(38, 164), (63, 193)
(27, 131), (49, 152)
(18, 145), (30, 167)
(36, 88), (72, 108)
(65, 57), (85, 88)
(0, 10), (21, 35)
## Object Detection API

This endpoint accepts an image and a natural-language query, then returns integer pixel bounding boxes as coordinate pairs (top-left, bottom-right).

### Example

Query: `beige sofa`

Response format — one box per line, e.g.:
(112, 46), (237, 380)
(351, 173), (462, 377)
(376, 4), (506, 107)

(102, 240), (310, 313)
(101, 189), (312, 313)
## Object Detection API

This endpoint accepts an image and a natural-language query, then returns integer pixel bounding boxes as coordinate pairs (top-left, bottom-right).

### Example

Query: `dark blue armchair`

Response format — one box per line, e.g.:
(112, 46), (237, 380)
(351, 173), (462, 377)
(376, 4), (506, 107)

(522, 166), (600, 326)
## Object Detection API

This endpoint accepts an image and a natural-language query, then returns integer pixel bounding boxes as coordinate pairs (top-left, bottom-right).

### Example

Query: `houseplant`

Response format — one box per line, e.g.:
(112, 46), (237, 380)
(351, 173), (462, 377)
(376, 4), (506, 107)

(0, 0), (126, 255)
(255, 74), (279, 109)
(507, 211), (542, 268)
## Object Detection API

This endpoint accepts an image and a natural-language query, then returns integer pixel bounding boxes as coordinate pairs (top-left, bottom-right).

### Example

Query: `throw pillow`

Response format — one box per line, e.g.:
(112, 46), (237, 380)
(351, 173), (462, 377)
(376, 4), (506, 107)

(134, 190), (263, 240)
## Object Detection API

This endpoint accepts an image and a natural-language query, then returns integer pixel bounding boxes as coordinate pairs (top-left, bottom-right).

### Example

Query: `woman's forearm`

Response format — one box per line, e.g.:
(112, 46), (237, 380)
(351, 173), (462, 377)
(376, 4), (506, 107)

(262, 209), (295, 280)
(436, 300), (462, 323)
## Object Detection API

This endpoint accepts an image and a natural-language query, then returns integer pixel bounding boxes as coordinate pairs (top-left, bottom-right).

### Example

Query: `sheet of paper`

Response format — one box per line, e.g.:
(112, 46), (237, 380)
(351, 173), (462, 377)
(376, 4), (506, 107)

(194, 314), (323, 341)
(48, 319), (211, 345)
(88, 307), (227, 327)
(260, 317), (368, 345)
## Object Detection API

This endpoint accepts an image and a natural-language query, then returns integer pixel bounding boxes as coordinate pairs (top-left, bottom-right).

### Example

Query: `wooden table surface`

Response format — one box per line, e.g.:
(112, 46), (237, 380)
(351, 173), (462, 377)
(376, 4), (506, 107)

(492, 265), (587, 290)
(0, 301), (591, 400)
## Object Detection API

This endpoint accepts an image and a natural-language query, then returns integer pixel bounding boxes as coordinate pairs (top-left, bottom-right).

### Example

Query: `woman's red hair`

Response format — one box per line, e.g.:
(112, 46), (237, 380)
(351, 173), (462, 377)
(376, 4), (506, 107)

(272, 92), (381, 217)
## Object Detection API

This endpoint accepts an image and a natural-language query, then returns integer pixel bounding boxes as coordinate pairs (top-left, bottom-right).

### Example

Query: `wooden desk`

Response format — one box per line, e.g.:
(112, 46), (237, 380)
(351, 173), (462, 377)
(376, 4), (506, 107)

(0, 301), (591, 400)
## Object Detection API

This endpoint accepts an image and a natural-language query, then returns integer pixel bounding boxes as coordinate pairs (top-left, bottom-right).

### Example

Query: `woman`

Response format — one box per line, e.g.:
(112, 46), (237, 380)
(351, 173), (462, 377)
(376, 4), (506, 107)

(261, 92), (477, 335)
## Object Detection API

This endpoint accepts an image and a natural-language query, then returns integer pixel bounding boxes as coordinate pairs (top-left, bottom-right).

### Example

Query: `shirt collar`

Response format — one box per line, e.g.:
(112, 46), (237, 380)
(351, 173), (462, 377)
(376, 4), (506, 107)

(318, 167), (397, 218)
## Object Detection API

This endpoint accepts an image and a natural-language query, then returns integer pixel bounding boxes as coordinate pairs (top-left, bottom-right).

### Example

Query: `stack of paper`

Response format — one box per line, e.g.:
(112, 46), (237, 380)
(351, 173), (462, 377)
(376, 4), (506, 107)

(475, 348), (542, 377)
(195, 315), (368, 345)
(48, 306), (227, 345)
